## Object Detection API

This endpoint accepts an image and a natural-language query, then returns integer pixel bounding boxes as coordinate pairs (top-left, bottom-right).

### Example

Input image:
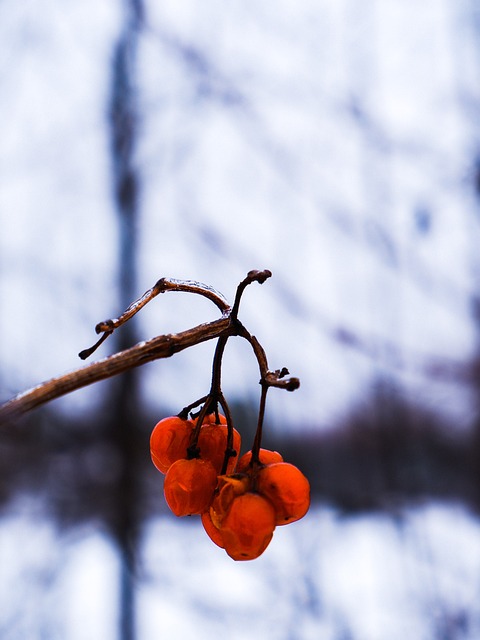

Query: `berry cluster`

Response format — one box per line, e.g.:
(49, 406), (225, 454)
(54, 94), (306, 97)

(150, 413), (240, 516)
(150, 413), (310, 561)
(141, 270), (307, 560)
(76, 270), (305, 560)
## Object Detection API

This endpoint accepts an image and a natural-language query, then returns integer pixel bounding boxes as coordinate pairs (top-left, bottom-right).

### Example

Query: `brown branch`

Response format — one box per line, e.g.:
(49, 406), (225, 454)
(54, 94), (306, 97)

(234, 321), (300, 392)
(0, 317), (230, 424)
(0, 269), (300, 426)
(95, 277), (230, 333)
(79, 277), (231, 359)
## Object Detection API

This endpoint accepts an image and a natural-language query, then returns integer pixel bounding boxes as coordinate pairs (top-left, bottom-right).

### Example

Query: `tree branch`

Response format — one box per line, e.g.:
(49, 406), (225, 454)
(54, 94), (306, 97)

(0, 317), (230, 424)
(0, 270), (300, 426)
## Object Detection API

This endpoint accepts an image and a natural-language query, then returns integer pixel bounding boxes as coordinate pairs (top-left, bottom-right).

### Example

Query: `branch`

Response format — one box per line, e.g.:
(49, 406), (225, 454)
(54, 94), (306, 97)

(0, 317), (230, 424)
(79, 277), (231, 359)
(0, 269), (300, 425)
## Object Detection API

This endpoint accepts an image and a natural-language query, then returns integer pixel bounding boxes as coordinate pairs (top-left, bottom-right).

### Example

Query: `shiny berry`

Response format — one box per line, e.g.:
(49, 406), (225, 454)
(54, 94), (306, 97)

(220, 492), (276, 561)
(163, 458), (218, 516)
(197, 423), (241, 474)
(201, 510), (225, 549)
(257, 462), (310, 525)
(236, 448), (284, 472)
(209, 473), (250, 528)
(150, 416), (194, 474)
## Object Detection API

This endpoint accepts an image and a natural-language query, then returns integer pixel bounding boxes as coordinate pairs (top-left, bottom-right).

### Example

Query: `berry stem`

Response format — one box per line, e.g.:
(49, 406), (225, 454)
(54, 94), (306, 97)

(188, 398), (214, 454)
(251, 382), (268, 466)
(234, 322), (300, 393)
(205, 336), (237, 474)
(210, 335), (228, 397)
(178, 395), (209, 420)
(217, 391), (236, 475)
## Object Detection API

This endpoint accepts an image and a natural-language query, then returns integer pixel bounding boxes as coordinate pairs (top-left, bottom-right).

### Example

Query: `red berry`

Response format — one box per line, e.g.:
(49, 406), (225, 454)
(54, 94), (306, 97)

(201, 413), (228, 426)
(236, 448), (284, 472)
(163, 458), (218, 516)
(209, 473), (250, 528)
(201, 510), (225, 549)
(197, 423), (241, 474)
(257, 462), (310, 525)
(220, 492), (276, 561)
(150, 416), (194, 474)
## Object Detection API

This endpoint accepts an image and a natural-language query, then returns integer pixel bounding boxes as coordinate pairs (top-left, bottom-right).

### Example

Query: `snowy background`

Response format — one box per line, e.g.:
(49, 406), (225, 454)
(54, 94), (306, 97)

(3, 501), (480, 640)
(1, 0), (480, 638)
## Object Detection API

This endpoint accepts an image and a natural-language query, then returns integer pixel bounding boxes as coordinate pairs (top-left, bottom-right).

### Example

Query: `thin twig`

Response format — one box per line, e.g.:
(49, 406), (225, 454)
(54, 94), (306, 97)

(80, 277), (231, 359)
(251, 382), (269, 466)
(230, 269), (272, 321)
(234, 322), (300, 392)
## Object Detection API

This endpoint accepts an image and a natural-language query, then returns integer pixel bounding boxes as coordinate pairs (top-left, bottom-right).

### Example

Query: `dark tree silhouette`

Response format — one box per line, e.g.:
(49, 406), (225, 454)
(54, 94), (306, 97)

(107, 1), (144, 638)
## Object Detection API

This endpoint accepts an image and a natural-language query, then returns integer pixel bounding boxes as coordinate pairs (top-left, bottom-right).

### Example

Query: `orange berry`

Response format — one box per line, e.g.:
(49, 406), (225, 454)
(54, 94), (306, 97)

(150, 416), (194, 474)
(220, 492), (276, 561)
(197, 424), (241, 474)
(257, 462), (310, 525)
(201, 510), (225, 549)
(236, 448), (284, 473)
(163, 458), (218, 516)
(201, 412), (228, 426)
(209, 473), (250, 528)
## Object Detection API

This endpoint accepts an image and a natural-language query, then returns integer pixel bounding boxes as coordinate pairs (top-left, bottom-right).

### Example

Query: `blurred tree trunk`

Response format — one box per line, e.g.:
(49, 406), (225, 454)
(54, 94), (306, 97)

(107, 1), (144, 639)
(469, 295), (480, 512)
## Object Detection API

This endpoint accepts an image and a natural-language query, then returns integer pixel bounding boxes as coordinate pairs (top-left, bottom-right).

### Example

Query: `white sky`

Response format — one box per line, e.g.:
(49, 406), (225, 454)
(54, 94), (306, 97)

(1, 2), (480, 638)
(0, 1), (479, 435)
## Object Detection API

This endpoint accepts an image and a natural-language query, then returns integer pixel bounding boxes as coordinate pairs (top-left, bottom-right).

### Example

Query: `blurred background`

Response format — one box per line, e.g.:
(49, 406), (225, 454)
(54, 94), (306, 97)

(1, 0), (480, 638)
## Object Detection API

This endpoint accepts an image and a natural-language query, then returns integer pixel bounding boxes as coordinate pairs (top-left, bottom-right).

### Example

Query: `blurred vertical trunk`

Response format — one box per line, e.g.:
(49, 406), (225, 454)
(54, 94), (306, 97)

(470, 0), (480, 508)
(108, 1), (144, 639)
(470, 297), (480, 512)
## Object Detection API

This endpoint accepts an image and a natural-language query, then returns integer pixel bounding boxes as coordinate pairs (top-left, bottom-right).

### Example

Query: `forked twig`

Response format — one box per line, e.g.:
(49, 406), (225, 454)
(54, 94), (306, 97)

(79, 277), (230, 360)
